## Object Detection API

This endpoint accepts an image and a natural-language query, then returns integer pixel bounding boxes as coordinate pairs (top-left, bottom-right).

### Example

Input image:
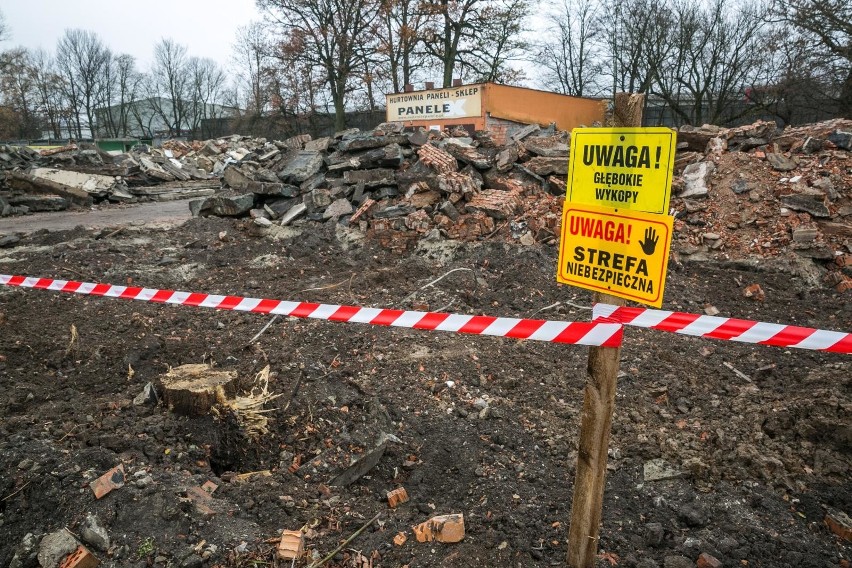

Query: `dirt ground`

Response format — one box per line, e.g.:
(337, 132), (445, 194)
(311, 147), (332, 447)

(0, 212), (849, 568)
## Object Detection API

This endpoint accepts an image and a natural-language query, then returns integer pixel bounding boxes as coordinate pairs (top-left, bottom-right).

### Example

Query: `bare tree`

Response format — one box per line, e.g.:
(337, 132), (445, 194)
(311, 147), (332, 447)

(375, 0), (428, 93)
(97, 53), (143, 137)
(0, 47), (41, 138)
(776, 0), (852, 116)
(420, 0), (479, 87)
(30, 49), (67, 139)
(148, 38), (190, 136)
(537, 0), (601, 96)
(257, 0), (381, 130)
(232, 22), (271, 115)
(652, 0), (770, 125)
(463, 0), (530, 83)
(187, 57), (227, 138)
(55, 29), (111, 139)
(0, 8), (9, 43)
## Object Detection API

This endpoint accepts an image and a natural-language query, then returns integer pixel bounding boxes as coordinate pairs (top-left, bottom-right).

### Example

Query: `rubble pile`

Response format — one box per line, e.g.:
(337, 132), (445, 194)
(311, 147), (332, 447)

(669, 118), (852, 292)
(191, 122), (567, 251)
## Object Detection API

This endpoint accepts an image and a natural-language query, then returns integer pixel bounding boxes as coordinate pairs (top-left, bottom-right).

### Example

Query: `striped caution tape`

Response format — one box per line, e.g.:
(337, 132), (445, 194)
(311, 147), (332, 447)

(593, 303), (851, 353)
(0, 275), (623, 347)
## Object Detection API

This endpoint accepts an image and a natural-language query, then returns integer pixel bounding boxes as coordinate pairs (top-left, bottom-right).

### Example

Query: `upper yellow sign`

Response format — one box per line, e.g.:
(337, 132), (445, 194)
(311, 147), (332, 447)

(386, 85), (483, 122)
(557, 203), (673, 307)
(566, 127), (677, 215)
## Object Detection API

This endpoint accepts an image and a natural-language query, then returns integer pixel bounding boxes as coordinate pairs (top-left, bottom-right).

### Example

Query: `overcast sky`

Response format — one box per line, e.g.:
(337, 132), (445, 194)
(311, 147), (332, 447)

(1, 0), (264, 71)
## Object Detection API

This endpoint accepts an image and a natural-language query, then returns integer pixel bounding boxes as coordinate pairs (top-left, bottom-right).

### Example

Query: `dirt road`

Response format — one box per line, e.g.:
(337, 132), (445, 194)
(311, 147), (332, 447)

(0, 199), (194, 234)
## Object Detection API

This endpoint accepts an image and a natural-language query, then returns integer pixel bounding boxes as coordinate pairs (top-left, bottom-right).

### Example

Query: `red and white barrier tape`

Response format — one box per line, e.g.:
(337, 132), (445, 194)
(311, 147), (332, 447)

(593, 304), (851, 353)
(0, 275), (622, 347)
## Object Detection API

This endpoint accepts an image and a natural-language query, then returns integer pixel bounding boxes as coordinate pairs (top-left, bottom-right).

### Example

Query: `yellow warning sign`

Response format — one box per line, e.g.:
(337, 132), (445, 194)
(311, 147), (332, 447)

(557, 204), (673, 307)
(566, 127), (677, 215)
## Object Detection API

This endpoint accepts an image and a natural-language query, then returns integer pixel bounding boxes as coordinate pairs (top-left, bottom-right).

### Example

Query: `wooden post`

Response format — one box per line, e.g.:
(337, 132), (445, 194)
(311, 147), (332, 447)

(567, 92), (645, 568)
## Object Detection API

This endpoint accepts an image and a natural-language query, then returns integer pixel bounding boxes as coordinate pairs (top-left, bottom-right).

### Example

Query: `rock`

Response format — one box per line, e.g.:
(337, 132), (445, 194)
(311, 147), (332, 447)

(644, 458), (684, 481)
(133, 382), (157, 406)
(323, 198), (354, 219)
(181, 554), (204, 568)
(8, 533), (39, 568)
(828, 130), (852, 150)
(645, 522), (664, 547)
(731, 179), (750, 194)
(781, 192), (831, 217)
(677, 503), (706, 527)
(801, 137), (825, 154)
(523, 156), (568, 176)
(80, 513), (110, 551)
(765, 152), (798, 171)
(344, 168), (397, 188)
(281, 203), (307, 226)
(663, 555), (693, 568)
(680, 162), (714, 198)
(195, 194), (255, 217)
(222, 166), (253, 190)
(37, 529), (79, 568)
(0, 234), (21, 247)
(278, 151), (324, 183)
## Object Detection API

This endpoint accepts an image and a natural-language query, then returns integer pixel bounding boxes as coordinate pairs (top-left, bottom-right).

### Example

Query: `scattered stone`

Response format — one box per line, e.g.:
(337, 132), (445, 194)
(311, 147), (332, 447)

(825, 509), (852, 541)
(697, 552), (723, 568)
(133, 382), (158, 406)
(681, 162), (715, 198)
(645, 522), (664, 547)
(743, 283), (765, 301)
(781, 192), (831, 217)
(413, 514), (465, 543)
(766, 152), (798, 171)
(643, 459), (684, 481)
(663, 555), (693, 568)
(37, 529), (79, 568)
(80, 513), (110, 551)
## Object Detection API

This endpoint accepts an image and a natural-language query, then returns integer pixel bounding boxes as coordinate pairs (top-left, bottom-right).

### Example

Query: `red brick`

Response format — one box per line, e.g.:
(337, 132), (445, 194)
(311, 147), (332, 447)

(89, 464), (125, 499)
(59, 545), (99, 568)
(418, 144), (458, 174)
(413, 513), (465, 543)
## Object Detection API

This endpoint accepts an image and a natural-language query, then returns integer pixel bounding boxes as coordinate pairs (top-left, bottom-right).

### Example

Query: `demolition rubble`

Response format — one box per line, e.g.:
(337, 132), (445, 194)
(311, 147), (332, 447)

(1, 118), (851, 291)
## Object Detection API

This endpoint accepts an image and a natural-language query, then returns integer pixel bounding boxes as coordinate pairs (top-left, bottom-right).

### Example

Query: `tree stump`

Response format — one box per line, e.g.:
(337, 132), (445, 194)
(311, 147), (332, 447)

(159, 364), (237, 415)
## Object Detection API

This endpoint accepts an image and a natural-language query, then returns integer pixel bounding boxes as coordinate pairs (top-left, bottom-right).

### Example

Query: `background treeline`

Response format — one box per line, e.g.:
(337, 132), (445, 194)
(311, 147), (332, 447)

(0, 0), (848, 140)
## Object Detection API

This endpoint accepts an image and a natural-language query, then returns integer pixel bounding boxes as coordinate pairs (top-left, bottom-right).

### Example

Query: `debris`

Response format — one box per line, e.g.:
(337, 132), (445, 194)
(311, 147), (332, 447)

(387, 487), (409, 508)
(89, 464), (125, 499)
(643, 459), (684, 482)
(697, 552), (723, 568)
(277, 530), (305, 560)
(743, 283), (765, 301)
(393, 532), (408, 546)
(825, 509), (852, 542)
(413, 513), (465, 543)
(79, 513), (110, 551)
(132, 382), (158, 406)
(680, 162), (714, 198)
(306, 513), (381, 568)
(37, 529), (79, 568)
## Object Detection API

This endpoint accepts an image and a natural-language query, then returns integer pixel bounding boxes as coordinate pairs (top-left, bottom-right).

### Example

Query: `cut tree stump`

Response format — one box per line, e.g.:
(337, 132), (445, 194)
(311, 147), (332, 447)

(159, 364), (237, 415)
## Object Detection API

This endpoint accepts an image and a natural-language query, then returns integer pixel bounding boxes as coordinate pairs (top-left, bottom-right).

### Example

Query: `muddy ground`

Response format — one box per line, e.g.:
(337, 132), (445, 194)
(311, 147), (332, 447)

(0, 214), (849, 568)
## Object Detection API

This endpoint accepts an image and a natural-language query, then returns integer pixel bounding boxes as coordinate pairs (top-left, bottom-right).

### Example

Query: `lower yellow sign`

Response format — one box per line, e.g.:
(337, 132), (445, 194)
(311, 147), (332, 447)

(557, 204), (673, 307)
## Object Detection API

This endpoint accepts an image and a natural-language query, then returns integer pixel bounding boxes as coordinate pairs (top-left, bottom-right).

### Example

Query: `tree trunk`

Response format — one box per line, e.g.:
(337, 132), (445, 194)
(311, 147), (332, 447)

(159, 364), (238, 416)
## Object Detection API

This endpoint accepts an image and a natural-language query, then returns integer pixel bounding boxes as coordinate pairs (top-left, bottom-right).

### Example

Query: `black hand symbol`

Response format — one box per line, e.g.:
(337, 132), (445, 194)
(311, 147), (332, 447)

(639, 227), (658, 255)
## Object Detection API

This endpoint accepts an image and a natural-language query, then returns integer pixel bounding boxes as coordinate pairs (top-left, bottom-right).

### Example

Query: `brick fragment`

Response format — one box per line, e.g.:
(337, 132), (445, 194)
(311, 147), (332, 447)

(465, 189), (523, 220)
(350, 198), (376, 223)
(277, 530), (305, 559)
(743, 283), (765, 301)
(413, 513), (465, 543)
(393, 532), (408, 546)
(437, 172), (480, 198)
(435, 212), (495, 240)
(417, 144), (458, 174)
(59, 545), (99, 568)
(89, 464), (125, 499)
(825, 510), (852, 541)
(387, 487), (410, 508)
(697, 552), (723, 568)
(836, 277), (852, 293)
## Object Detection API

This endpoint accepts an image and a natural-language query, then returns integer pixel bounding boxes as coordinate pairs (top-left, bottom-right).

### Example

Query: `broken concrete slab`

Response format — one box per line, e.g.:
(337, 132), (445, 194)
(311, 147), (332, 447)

(323, 198), (354, 219)
(344, 168), (397, 188)
(7, 194), (69, 212)
(280, 203), (307, 226)
(680, 161), (715, 198)
(278, 151), (324, 183)
(643, 458), (684, 481)
(781, 191), (831, 217)
(192, 194), (255, 217)
(523, 156), (568, 176)
(766, 153), (798, 171)
(7, 170), (94, 206)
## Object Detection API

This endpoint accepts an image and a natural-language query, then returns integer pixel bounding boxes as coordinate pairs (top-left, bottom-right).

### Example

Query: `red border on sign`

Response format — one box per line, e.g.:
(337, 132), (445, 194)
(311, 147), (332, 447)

(557, 205), (671, 305)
